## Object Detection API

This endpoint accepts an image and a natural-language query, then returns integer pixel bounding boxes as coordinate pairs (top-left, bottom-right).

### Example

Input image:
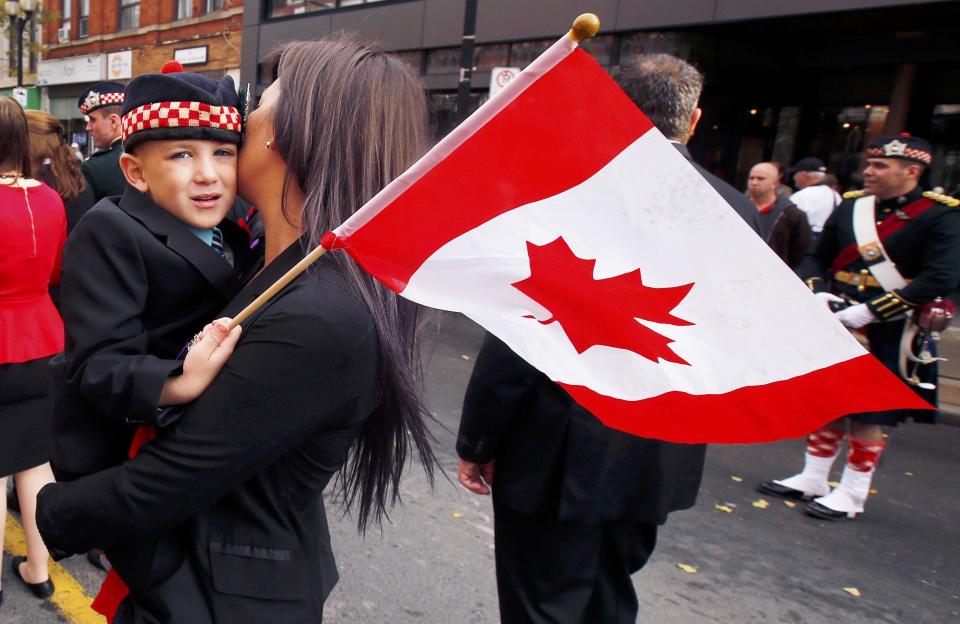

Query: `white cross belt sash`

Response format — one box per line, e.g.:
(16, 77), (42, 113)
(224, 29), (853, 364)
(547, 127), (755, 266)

(851, 195), (908, 291)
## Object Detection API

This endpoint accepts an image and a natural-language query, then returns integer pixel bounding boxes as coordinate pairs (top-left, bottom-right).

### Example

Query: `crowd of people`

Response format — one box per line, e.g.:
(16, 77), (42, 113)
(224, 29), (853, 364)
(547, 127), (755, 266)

(1, 40), (958, 624)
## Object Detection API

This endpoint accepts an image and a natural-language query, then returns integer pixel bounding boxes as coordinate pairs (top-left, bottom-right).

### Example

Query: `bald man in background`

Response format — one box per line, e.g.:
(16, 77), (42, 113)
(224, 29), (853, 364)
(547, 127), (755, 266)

(747, 162), (812, 272)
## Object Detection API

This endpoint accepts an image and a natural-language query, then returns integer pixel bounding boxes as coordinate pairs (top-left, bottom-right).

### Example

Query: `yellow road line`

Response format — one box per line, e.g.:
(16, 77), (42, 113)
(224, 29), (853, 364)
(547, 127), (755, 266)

(5, 513), (103, 624)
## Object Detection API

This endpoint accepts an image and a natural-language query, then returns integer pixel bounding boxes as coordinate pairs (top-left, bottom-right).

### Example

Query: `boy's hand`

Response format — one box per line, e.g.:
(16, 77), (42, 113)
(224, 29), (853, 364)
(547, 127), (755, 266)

(160, 319), (241, 405)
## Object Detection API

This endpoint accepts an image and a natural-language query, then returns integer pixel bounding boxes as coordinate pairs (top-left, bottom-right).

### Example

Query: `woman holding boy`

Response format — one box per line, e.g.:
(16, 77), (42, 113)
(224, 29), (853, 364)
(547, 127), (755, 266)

(38, 36), (438, 622)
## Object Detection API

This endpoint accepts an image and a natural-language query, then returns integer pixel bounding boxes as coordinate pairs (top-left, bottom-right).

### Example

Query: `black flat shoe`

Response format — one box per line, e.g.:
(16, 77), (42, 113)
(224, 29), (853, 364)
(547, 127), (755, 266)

(11, 556), (54, 598)
(757, 480), (811, 500)
(804, 501), (855, 521)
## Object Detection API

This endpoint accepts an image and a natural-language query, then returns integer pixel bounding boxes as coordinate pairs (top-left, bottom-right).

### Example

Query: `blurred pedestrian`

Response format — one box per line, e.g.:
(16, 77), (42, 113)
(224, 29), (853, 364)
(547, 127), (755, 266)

(823, 173), (841, 194)
(617, 53), (763, 236)
(789, 157), (840, 276)
(747, 162), (811, 272)
(760, 135), (960, 520)
(771, 161), (794, 198)
(78, 81), (127, 201)
(0, 95), (62, 607)
(26, 110), (97, 233)
(789, 157), (840, 238)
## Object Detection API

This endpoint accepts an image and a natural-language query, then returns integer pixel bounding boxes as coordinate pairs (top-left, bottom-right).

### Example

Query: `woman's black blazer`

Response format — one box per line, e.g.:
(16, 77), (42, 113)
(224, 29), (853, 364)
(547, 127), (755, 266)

(39, 239), (380, 623)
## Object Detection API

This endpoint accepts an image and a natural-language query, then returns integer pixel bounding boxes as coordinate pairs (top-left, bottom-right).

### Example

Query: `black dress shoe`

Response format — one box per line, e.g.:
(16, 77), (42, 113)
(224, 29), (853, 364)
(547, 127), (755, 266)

(86, 549), (111, 572)
(805, 500), (854, 521)
(11, 556), (54, 598)
(757, 480), (810, 500)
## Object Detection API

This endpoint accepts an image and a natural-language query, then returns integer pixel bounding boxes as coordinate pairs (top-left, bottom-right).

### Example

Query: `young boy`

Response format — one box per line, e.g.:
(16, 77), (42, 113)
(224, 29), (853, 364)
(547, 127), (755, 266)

(54, 64), (253, 485)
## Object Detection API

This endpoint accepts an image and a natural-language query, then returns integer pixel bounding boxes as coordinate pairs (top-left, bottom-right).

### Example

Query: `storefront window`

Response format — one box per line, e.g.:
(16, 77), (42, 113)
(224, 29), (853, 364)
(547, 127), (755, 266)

(508, 39), (551, 69)
(119, 0), (140, 30)
(619, 32), (692, 62)
(578, 34), (614, 67)
(473, 44), (508, 72)
(425, 47), (459, 75)
(269, 0), (390, 18)
(394, 50), (423, 73)
(176, 0), (192, 20)
(79, 0), (89, 37)
(929, 104), (960, 195)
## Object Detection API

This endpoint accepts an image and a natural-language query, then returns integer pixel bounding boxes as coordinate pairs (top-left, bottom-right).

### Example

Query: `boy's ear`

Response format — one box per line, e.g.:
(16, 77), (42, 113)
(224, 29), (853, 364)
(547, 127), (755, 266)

(119, 152), (149, 192)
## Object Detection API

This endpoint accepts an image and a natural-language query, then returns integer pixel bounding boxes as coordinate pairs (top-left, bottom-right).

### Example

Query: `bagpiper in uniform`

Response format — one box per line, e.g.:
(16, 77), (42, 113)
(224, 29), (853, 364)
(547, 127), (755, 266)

(759, 134), (960, 520)
(78, 81), (128, 201)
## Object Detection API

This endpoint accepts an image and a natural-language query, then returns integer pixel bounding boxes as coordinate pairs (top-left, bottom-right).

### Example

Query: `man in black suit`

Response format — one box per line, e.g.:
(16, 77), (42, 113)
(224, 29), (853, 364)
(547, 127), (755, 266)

(617, 53), (763, 236)
(456, 54), (764, 624)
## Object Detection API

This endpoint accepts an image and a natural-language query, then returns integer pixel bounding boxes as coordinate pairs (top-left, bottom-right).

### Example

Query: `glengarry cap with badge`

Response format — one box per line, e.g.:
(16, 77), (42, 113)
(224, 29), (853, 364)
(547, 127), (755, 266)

(78, 81), (126, 116)
(864, 133), (933, 166)
(120, 60), (242, 151)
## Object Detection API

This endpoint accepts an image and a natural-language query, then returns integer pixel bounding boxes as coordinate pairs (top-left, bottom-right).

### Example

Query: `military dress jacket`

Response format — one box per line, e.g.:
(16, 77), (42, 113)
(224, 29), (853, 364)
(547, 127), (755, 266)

(458, 333), (705, 526)
(813, 186), (960, 318)
(810, 186), (960, 422)
(53, 186), (252, 479)
(80, 138), (127, 201)
(38, 241), (379, 623)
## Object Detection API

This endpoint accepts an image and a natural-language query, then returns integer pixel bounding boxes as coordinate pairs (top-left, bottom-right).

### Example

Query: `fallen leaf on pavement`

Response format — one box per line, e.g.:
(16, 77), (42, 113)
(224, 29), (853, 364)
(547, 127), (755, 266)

(677, 563), (698, 574)
(904, 472), (915, 477)
(828, 481), (840, 488)
(730, 476), (744, 482)
(461, 355), (472, 360)
(870, 489), (878, 495)
(784, 501), (797, 508)
(843, 587), (861, 597)
(714, 504), (734, 513)
(752, 499), (770, 509)
(452, 512), (464, 519)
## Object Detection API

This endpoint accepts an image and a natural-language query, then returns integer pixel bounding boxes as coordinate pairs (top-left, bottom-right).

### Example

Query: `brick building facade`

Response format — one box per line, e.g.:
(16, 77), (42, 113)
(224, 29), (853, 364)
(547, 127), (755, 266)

(38, 0), (242, 153)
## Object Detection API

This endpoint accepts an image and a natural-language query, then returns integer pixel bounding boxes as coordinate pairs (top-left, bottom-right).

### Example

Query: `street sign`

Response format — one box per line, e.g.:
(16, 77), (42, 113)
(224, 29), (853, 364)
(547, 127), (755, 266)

(489, 67), (520, 99)
(12, 87), (28, 107)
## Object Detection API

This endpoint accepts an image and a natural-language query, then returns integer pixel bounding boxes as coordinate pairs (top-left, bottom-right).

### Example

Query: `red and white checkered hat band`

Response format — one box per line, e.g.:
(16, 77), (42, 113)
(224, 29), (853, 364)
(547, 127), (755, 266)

(121, 101), (242, 142)
(79, 91), (125, 115)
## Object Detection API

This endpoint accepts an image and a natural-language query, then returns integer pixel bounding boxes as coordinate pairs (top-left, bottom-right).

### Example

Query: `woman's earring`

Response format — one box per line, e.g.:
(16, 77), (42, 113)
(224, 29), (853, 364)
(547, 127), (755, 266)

(265, 140), (272, 150)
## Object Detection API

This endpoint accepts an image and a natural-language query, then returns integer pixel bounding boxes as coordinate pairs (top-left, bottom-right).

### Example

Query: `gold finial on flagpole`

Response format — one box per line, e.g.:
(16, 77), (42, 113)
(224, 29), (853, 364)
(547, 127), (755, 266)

(568, 13), (600, 42)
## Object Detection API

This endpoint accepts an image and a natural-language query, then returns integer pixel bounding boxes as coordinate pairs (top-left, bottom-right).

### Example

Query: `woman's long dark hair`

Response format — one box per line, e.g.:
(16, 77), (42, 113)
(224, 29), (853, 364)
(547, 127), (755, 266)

(26, 110), (87, 202)
(272, 37), (438, 532)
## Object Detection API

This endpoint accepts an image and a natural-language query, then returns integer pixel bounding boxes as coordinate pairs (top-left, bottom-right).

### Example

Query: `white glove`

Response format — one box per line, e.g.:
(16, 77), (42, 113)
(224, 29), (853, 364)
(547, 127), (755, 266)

(835, 303), (876, 329)
(814, 292), (845, 310)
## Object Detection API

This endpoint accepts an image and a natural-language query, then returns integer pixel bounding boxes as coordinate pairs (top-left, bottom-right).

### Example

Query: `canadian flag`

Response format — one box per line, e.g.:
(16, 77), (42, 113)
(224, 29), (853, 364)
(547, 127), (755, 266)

(323, 31), (930, 443)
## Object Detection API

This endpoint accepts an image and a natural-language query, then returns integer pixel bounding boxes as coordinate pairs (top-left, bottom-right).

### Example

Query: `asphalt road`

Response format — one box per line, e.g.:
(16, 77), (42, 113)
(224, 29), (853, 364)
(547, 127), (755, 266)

(3, 311), (959, 623)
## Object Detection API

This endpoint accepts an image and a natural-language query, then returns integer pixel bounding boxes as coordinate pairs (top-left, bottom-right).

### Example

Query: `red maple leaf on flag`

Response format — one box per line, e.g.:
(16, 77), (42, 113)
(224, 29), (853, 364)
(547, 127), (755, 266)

(512, 237), (695, 365)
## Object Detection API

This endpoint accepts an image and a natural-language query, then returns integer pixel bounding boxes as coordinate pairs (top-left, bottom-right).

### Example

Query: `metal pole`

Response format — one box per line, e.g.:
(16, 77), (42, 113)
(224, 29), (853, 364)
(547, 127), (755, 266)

(16, 15), (24, 88)
(456, 0), (478, 122)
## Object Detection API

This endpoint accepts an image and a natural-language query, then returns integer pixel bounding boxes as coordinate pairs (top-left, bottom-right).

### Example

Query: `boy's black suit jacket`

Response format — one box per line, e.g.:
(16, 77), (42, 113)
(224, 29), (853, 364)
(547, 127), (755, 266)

(53, 187), (252, 479)
(39, 240), (379, 623)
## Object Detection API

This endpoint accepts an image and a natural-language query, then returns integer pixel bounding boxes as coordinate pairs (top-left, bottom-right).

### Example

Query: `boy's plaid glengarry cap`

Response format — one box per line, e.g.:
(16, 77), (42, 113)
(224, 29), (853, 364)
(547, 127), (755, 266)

(120, 63), (242, 151)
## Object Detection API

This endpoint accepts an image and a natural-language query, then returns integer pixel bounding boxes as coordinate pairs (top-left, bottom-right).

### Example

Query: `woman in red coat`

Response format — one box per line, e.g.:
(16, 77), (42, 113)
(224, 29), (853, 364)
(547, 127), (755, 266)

(0, 95), (64, 606)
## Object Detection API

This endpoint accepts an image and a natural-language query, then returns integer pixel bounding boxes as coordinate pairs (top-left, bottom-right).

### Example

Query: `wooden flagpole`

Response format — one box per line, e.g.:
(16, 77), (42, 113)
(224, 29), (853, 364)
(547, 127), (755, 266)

(227, 13), (600, 330)
(228, 243), (329, 328)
